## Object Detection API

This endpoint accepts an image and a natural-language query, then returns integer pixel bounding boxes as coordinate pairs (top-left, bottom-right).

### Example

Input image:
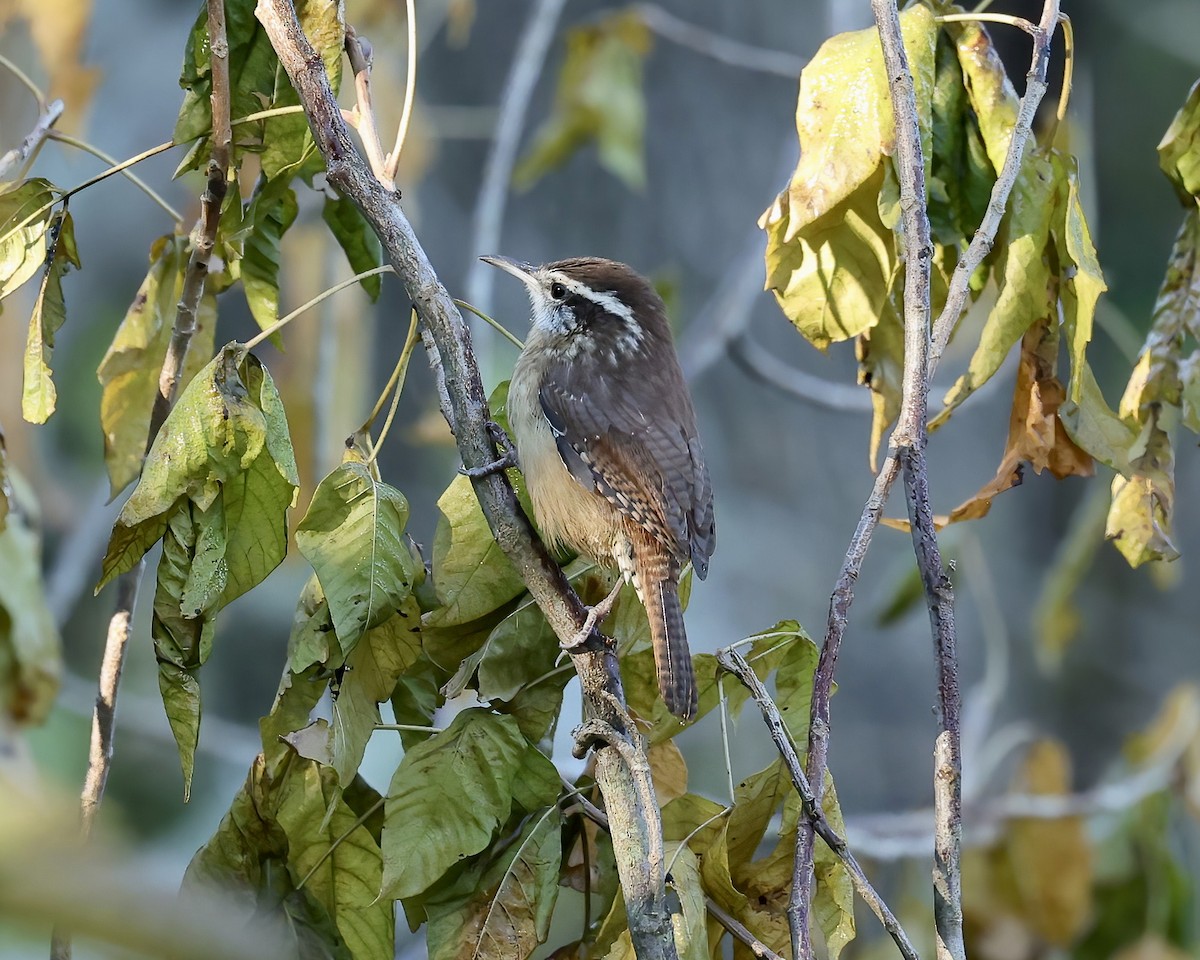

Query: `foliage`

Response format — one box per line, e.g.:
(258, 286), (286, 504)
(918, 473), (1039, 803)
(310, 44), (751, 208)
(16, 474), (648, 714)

(1, 2), (1199, 960)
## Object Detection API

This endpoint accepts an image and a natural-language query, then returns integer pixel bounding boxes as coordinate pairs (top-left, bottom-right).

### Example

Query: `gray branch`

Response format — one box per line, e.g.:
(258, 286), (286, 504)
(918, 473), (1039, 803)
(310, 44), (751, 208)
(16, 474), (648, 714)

(0, 98), (64, 181)
(254, 4), (678, 958)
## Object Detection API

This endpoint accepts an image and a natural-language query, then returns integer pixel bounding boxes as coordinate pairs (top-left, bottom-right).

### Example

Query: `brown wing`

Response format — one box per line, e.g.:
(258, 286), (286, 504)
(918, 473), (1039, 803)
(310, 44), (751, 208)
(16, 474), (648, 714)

(539, 364), (715, 577)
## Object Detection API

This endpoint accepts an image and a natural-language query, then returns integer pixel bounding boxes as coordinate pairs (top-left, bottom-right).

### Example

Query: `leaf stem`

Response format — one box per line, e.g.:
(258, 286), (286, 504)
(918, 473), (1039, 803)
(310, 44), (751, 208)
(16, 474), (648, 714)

(47, 131), (183, 223)
(366, 310), (421, 464)
(383, 0), (419, 183)
(373, 723), (444, 734)
(0, 51), (46, 106)
(454, 298), (525, 349)
(244, 265), (395, 351)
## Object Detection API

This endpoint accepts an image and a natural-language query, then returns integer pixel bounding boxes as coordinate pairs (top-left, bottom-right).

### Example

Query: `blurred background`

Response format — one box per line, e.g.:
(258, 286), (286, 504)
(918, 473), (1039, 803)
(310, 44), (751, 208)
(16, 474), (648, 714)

(1, 0), (1199, 956)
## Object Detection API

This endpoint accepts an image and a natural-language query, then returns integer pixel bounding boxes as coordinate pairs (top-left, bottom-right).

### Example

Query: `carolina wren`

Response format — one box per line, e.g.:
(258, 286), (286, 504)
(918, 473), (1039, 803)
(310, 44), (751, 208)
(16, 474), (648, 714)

(481, 255), (715, 718)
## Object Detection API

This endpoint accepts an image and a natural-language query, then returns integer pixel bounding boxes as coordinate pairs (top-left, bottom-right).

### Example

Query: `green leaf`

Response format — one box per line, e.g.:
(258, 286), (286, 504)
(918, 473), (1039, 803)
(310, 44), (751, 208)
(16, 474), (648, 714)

(0, 178), (55, 300)
(511, 743), (562, 814)
(425, 806), (563, 960)
(428, 472), (526, 627)
(289, 575), (335, 674)
(331, 595), (422, 784)
(242, 182), (299, 333)
(935, 154), (1058, 423)
(322, 194), (383, 301)
(772, 625), (819, 744)
(1059, 362), (1136, 474)
(514, 11), (651, 190)
(381, 709), (526, 900)
(1158, 78), (1200, 202)
(953, 22), (1020, 174)
(98, 235), (216, 496)
(0, 496), (61, 724)
(99, 344), (296, 590)
(296, 461), (416, 652)
(275, 755), (394, 960)
(1056, 159), (1108, 403)
(21, 210), (80, 424)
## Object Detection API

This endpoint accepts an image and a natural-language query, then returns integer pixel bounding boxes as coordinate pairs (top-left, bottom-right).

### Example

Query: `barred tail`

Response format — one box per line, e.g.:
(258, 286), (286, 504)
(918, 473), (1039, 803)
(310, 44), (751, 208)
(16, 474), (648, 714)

(641, 569), (697, 719)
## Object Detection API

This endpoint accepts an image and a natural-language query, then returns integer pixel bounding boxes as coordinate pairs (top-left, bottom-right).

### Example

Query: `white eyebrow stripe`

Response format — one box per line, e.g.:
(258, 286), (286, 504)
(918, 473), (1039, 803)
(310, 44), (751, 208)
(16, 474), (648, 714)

(551, 273), (637, 326)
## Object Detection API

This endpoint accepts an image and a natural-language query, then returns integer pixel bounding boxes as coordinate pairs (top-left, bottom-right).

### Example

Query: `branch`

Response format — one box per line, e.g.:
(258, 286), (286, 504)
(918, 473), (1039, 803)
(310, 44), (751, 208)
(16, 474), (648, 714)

(633, 4), (805, 78)
(343, 27), (393, 187)
(0, 98), (64, 181)
(929, 3), (1062, 373)
(254, 5), (678, 959)
(717, 647), (919, 960)
(464, 0), (568, 319)
(868, 5), (959, 960)
(52, 4), (233, 958)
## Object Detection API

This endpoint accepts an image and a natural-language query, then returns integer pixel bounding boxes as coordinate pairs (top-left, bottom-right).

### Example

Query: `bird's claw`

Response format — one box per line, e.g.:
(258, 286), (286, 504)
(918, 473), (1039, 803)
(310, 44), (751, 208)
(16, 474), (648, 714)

(460, 421), (519, 478)
(561, 579), (624, 651)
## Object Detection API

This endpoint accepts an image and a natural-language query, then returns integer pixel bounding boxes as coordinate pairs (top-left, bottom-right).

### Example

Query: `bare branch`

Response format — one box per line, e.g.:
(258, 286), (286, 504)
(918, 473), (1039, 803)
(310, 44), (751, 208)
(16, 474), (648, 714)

(0, 98), (64, 181)
(929, 3), (1062, 374)
(464, 0), (568, 320)
(633, 4), (805, 78)
(254, 4), (678, 958)
(343, 27), (393, 187)
(54, 5), (234, 958)
(717, 647), (920, 960)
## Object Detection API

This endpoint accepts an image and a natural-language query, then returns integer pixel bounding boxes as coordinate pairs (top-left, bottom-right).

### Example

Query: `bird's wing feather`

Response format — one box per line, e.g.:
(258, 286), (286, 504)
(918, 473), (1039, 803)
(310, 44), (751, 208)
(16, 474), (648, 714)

(539, 376), (714, 573)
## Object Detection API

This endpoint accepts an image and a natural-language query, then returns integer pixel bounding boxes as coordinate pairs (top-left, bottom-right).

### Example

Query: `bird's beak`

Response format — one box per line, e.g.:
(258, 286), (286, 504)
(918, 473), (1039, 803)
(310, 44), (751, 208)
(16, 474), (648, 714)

(480, 255), (539, 291)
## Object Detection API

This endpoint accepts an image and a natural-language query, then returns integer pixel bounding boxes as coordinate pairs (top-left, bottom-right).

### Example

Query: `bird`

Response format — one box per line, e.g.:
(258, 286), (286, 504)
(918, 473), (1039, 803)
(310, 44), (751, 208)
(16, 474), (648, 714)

(480, 254), (715, 719)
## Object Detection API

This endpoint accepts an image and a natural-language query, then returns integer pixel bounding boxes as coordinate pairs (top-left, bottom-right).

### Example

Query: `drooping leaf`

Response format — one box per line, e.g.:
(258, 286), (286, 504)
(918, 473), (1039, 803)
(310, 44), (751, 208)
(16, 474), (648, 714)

(381, 709), (527, 900)
(0, 178), (56, 300)
(648, 739), (688, 805)
(21, 209), (80, 423)
(1057, 160), (1108, 403)
(857, 300), (905, 468)
(425, 806), (563, 960)
(514, 11), (651, 190)
(295, 460), (416, 652)
(322, 193), (384, 301)
(953, 21), (1019, 173)
(0, 494), (61, 724)
(665, 843), (708, 960)
(427, 472), (527, 627)
(331, 594), (422, 784)
(1158, 78), (1200, 203)
(242, 181), (299, 333)
(98, 235), (216, 496)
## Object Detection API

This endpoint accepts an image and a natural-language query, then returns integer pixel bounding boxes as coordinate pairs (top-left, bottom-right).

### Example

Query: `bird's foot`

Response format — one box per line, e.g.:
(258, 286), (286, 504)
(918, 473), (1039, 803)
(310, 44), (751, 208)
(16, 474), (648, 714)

(460, 421), (518, 478)
(562, 579), (624, 652)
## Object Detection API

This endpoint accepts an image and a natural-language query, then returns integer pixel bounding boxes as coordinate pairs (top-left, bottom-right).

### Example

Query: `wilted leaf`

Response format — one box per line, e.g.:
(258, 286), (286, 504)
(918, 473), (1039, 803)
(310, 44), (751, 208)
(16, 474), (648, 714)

(953, 22), (1019, 172)
(381, 709), (526, 899)
(296, 460), (416, 651)
(331, 595), (422, 784)
(425, 806), (562, 960)
(857, 302), (904, 468)
(665, 843), (708, 960)
(428, 472), (526, 627)
(0, 497), (61, 724)
(22, 210), (79, 423)
(1057, 160), (1108, 403)
(514, 11), (651, 190)
(322, 193), (383, 300)
(98, 235), (216, 496)
(1158, 78), (1200, 202)
(242, 182), (299, 333)
(648, 739), (688, 805)
(1059, 362), (1136, 474)
(1006, 740), (1093, 945)
(0, 179), (55, 300)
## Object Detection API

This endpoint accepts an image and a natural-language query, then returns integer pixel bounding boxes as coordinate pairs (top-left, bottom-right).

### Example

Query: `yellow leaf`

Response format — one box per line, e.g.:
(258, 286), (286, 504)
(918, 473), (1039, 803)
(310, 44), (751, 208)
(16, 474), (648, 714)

(648, 739), (688, 805)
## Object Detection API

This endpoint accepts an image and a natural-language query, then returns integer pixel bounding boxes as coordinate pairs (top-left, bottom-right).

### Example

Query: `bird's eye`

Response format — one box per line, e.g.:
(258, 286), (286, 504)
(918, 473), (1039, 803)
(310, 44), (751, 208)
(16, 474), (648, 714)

(549, 281), (567, 300)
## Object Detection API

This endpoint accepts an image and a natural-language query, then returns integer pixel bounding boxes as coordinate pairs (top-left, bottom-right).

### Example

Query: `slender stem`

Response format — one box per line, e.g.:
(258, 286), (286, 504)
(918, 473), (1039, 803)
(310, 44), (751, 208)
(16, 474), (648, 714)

(244, 266), (395, 350)
(373, 723), (443, 734)
(705, 899), (786, 960)
(61, 140), (179, 204)
(366, 311), (420, 464)
(634, 4), (805, 78)
(46, 132), (183, 222)
(52, 6), (234, 958)
(464, 0), (568, 323)
(0, 51), (46, 105)
(231, 104), (309, 126)
(454, 298), (525, 349)
(717, 647), (920, 960)
(383, 0), (418, 183)
(0, 99), (63, 182)
(343, 26), (392, 187)
(929, 1), (1062, 375)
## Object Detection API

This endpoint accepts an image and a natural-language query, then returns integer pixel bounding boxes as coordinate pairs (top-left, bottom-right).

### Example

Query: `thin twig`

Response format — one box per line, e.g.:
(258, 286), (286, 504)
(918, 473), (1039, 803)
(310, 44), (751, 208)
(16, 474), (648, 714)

(464, 0), (568, 322)
(929, 2), (1062, 373)
(255, 5), (679, 958)
(0, 51), (46, 104)
(633, 4), (805, 78)
(869, 4), (962, 960)
(0, 98), (64, 181)
(244, 265), (395, 350)
(46, 131), (184, 223)
(53, 5), (233, 958)
(343, 27), (393, 188)
(383, 0), (418, 183)
(717, 647), (920, 960)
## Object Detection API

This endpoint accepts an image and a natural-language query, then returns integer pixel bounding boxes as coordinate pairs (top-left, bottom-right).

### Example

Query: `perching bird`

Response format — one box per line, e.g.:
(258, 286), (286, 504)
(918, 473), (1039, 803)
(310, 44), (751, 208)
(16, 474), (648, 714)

(481, 255), (715, 718)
